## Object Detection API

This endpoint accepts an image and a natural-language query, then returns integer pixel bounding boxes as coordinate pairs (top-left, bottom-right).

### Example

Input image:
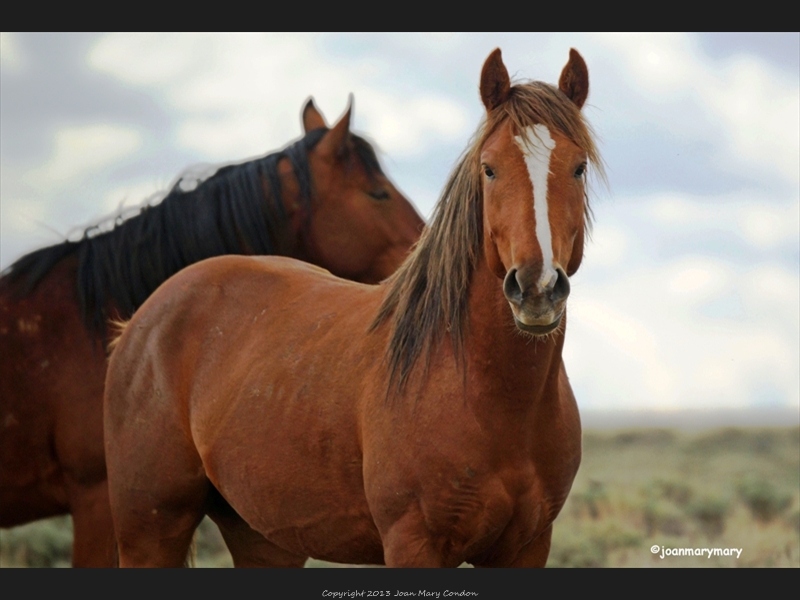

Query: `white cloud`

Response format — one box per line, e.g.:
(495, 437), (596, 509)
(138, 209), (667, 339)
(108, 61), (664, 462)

(705, 56), (800, 187)
(0, 196), (52, 241)
(739, 264), (800, 333)
(568, 190), (799, 411)
(565, 257), (800, 412)
(736, 201), (800, 249)
(594, 33), (800, 187)
(175, 115), (288, 163)
(0, 32), (25, 71)
(23, 124), (142, 190)
(355, 90), (470, 157)
(88, 33), (201, 86)
(664, 257), (731, 302)
(86, 33), (472, 161)
(583, 223), (629, 268)
(650, 194), (704, 224)
(564, 299), (678, 410)
(648, 192), (800, 250)
(618, 34), (695, 95)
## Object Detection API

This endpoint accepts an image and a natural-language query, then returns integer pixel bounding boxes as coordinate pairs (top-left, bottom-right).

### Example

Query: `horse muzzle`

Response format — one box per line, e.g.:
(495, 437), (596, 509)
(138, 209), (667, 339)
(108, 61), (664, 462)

(503, 264), (570, 334)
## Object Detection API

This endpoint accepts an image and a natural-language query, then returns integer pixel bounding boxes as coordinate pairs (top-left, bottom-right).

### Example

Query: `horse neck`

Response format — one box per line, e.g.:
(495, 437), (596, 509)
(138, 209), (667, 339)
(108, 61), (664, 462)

(463, 255), (566, 411)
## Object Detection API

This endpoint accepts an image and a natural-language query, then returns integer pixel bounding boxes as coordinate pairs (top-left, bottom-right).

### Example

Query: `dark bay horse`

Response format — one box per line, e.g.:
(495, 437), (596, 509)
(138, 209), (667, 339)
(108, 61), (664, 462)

(0, 99), (424, 567)
(105, 48), (603, 567)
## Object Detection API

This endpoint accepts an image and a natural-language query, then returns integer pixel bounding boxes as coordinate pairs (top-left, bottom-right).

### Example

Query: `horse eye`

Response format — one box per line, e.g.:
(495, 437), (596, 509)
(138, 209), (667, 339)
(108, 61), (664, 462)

(574, 163), (587, 179)
(368, 189), (391, 201)
(483, 165), (495, 179)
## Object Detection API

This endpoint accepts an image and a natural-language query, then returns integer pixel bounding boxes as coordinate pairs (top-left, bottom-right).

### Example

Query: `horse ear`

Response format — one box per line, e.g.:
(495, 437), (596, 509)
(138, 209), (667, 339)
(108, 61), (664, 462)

(302, 97), (328, 133)
(558, 48), (589, 109)
(480, 48), (511, 112)
(316, 95), (352, 159)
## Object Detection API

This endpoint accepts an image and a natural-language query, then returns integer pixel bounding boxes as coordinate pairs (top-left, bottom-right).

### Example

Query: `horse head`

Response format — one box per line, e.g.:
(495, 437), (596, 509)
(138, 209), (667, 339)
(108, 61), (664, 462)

(284, 98), (424, 284)
(479, 48), (592, 335)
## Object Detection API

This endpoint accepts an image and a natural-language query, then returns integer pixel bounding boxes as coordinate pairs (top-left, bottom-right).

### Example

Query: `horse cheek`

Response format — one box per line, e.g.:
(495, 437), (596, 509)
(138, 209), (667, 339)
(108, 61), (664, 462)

(483, 216), (507, 280)
(566, 222), (584, 277)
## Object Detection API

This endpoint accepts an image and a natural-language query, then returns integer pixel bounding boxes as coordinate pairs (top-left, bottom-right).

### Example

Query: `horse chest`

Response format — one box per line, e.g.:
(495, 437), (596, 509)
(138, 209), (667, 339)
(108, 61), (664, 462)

(434, 464), (570, 567)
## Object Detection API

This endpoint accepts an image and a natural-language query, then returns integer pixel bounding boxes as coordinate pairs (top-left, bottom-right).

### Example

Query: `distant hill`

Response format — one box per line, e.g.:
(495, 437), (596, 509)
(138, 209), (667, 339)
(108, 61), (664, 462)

(580, 406), (799, 430)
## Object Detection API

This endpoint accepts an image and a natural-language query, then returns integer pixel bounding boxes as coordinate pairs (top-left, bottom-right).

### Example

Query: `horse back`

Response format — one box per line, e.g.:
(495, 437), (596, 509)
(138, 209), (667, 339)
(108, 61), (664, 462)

(106, 253), (380, 434)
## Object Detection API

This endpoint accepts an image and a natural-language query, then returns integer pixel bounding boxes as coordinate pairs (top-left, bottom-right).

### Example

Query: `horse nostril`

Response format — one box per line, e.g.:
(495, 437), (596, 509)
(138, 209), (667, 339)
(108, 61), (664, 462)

(550, 267), (570, 302)
(503, 268), (523, 304)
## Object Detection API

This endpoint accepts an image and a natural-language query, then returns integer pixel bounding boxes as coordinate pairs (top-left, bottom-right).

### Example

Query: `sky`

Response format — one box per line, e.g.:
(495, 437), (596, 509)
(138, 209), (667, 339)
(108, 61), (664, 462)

(1, 32), (798, 418)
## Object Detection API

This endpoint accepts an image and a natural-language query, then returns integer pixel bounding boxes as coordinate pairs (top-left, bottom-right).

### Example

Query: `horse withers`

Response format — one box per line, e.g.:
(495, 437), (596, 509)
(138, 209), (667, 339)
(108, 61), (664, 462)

(0, 99), (424, 567)
(105, 48), (603, 567)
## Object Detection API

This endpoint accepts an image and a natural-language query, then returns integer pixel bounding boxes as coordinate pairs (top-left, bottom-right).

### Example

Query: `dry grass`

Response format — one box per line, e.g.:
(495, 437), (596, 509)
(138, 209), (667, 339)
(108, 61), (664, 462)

(548, 426), (800, 567)
(2, 426), (798, 568)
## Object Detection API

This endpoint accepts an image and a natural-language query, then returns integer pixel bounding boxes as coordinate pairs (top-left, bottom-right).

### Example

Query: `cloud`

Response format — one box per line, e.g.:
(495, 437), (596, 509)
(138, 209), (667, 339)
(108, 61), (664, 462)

(23, 124), (142, 191)
(583, 223), (629, 268)
(0, 32), (25, 72)
(0, 196), (55, 249)
(86, 34), (472, 161)
(565, 256), (799, 411)
(564, 296), (678, 409)
(594, 34), (800, 187)
(736, 202), (800, 250)
(354, 90), (470, 157)
(568, 188), (799, 411)
(738, 264), (800, 333)
(648, 192), (800, 250)
(87, 33), (200, 87)
(664, 257), (732, 302)
(706, 56), (800, 186)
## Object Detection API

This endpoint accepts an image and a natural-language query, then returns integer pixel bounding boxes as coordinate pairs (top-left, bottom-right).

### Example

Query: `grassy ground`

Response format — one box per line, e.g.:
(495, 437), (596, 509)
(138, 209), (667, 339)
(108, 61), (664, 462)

(549, 426), (799, 567)
(2, 426), (798, 568)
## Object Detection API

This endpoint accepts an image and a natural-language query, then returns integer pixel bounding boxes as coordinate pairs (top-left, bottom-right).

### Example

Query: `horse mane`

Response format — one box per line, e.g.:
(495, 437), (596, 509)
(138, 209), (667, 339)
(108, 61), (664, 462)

(3, 127), (384, 335)
(372, 80), (604, 394)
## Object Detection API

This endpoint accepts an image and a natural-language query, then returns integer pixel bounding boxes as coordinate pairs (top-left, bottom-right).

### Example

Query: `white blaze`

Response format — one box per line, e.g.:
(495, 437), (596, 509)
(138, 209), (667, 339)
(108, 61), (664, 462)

(515, 124), (557, 289)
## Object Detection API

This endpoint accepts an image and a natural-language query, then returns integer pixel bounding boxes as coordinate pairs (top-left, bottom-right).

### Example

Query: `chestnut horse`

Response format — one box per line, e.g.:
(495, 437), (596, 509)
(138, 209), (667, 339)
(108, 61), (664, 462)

(105, 47), (602, 567)
(0, 99), (424, 567)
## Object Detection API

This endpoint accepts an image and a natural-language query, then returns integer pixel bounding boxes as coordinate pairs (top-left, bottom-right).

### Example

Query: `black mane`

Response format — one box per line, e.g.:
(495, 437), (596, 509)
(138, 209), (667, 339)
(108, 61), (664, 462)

(3, 127), (382, 335)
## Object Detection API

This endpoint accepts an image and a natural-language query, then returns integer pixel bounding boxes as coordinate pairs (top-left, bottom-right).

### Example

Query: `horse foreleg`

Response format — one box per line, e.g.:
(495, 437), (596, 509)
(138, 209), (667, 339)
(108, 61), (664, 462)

(213, 516), (307, 568)
(206, 489), (307, 568)
(110, 468), (209, 567)
(68, 478), (116, 567)
(506, 524), (552, 568)
(380, 510), (455, 568)
(115, 501), (206, 568)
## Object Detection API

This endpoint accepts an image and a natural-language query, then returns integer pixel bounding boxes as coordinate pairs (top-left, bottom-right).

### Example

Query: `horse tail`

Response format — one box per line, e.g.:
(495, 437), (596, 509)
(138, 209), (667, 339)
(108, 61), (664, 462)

(106, 318), (130, 354)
